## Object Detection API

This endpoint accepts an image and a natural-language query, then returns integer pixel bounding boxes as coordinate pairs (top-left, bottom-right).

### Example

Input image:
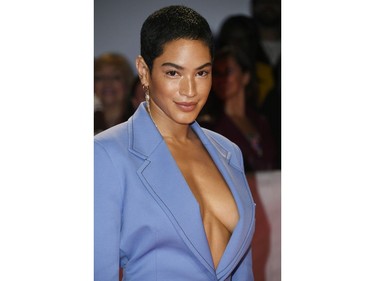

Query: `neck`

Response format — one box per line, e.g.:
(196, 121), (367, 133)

(148, 101), (193, 143)
(224, 91), (246, 118)
(102, 104), (126, 127)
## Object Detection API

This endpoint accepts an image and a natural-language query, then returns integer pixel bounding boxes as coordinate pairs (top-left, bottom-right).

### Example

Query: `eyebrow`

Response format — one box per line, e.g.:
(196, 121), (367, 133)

(161, 62), (212, 70)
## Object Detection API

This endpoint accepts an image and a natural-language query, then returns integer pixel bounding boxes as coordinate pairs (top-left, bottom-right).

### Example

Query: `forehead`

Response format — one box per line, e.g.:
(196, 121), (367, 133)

(214, 55), (237, 67)
(155, 39), (211, 65)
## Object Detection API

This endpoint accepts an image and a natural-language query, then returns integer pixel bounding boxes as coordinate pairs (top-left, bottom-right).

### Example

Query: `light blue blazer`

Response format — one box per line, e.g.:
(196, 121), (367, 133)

(95, 103), (256, 281)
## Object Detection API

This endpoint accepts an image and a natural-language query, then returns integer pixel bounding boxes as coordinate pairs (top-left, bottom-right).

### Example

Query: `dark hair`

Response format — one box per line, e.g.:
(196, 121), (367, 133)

(140, 5), (214, 71)
(214, 45), (257, 98)
(216, 15), (268, 64)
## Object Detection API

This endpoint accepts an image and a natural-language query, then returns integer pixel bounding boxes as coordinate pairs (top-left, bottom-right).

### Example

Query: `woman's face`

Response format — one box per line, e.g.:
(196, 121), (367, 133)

(138, 39), (212, 126)
(94, 64), (127, 107)
(212, 56), (249, 101)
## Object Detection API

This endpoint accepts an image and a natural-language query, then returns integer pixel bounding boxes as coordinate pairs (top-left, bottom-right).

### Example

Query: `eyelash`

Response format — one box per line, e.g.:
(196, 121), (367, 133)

(166, 71), (179, 77)
(197, 70), (209, 77)
(165, 70), (209, 77)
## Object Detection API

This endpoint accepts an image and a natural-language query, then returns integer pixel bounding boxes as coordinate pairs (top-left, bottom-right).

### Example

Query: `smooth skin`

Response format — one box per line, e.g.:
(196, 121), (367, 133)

(136, 39), (239, 269)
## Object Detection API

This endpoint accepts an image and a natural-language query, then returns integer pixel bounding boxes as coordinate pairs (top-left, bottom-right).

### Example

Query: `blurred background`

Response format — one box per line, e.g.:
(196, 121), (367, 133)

(95, 0), (252, 72)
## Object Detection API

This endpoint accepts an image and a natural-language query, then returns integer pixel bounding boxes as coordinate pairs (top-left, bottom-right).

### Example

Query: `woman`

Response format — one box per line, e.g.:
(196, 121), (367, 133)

(94, 6), (255, 280)
(94, 53), (134, 135)
(215, 15), (275, 111)
(206, 46), (277, 172)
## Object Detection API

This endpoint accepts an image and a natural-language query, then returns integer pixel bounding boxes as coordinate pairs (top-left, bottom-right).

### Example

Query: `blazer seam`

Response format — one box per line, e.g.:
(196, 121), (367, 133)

(217, 215), (255, 279)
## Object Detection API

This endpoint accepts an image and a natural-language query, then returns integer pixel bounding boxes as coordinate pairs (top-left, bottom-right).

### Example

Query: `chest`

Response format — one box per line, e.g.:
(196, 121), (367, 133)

(167, 141), (239, 233)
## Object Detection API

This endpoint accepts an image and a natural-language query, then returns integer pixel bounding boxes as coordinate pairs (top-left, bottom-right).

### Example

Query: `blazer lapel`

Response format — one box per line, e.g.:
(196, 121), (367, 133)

(128, 104), (216, 278)
(192, 123), (256, 280)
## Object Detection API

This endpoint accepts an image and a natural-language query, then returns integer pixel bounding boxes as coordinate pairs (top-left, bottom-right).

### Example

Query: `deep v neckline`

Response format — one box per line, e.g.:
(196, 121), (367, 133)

(163, 125), (241, 269)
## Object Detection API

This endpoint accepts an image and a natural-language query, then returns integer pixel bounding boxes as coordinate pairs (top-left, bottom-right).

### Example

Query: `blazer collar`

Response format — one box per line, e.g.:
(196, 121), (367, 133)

(127, 102), (164, 159)
(128, 103), (255, 279)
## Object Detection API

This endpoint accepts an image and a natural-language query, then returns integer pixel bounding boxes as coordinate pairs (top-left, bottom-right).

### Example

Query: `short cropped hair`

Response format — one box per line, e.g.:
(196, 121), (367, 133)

(140, 5), (214, 71)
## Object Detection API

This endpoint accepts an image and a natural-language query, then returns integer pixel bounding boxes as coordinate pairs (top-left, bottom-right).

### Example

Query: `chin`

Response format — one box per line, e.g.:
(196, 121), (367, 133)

(175, 113), (199, 125)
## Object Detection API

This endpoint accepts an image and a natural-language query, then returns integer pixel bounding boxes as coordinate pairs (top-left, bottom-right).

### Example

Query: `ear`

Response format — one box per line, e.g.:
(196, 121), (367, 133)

(136, 56), (150, 87)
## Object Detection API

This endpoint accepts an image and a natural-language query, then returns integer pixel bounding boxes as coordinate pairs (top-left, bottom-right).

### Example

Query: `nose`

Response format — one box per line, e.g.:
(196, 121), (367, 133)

(179, 76), (196, 97)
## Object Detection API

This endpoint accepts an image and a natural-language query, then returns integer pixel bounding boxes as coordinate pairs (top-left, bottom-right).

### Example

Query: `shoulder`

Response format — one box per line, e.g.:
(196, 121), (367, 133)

(94, 121), (134, 182)
(202, 127), (233, 147)
(94, 121), (130, 155)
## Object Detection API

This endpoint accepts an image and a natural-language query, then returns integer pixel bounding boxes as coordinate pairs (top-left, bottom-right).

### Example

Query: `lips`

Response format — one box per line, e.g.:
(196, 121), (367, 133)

(175, 101), (197, 112)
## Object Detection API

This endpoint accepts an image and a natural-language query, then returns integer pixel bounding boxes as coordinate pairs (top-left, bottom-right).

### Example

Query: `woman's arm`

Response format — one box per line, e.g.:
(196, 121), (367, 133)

(94, 141), (124, 281)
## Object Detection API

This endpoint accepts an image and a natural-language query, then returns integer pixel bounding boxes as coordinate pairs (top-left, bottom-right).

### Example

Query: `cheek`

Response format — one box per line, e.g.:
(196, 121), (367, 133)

(151, 80), (176, 100)
(212, 77), (228, 93)
(212, 77), (223, 88)
(94, 81), (103, 92)
(198, 78), (212, 96)
(114, 81), (126, 91)
(226, 75), (241, 89)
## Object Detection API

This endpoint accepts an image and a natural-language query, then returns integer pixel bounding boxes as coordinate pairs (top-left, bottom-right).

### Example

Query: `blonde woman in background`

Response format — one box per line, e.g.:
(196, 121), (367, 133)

(94, 53), (134, 135)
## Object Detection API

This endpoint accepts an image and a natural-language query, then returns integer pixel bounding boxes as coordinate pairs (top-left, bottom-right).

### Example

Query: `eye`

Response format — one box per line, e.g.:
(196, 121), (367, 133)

(196, 70), (209, 77)
(166, 70), (178, 77)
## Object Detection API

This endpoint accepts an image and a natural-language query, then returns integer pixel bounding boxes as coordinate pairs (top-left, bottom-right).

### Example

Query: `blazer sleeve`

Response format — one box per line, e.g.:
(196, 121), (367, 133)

(232, 247), (254, 281)
(94, 140), (124, 281)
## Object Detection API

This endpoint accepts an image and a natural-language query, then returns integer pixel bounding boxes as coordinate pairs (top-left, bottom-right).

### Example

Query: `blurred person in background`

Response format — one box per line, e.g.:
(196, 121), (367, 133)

(252, 0), (281, 168)
(203, 46), (277, 172)
(216, 15), (272, 111)
(216, 12), (281, 169)
(94, 52), (135, 135)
